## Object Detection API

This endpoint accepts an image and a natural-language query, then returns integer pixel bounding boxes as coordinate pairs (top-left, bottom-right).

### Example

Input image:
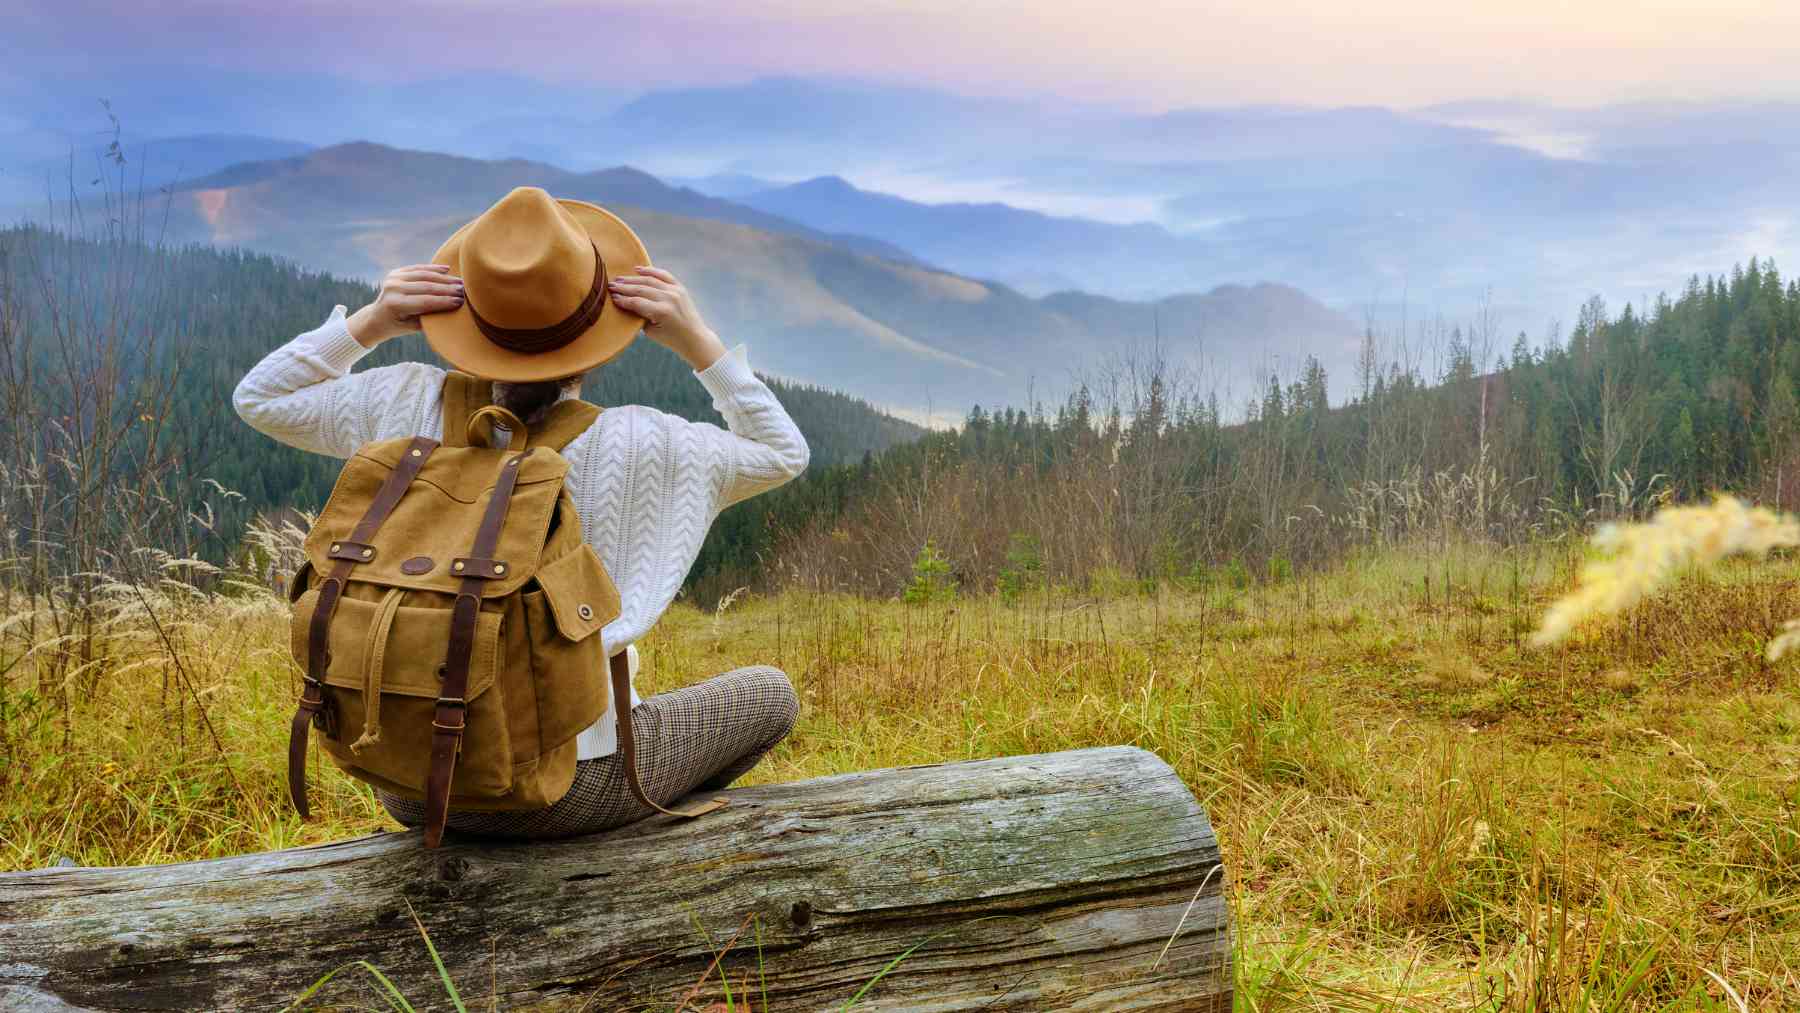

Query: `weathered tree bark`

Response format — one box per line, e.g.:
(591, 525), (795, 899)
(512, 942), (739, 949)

(0, 746), (1229, 1011)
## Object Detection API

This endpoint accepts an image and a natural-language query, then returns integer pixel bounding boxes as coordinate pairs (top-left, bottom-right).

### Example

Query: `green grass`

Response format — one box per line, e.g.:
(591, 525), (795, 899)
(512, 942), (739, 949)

(4, 540), (1799, 1009)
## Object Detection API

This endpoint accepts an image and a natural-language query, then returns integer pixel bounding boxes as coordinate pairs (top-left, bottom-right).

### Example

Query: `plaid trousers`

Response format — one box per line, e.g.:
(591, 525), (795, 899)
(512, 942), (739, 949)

(379, 665), (797, 838)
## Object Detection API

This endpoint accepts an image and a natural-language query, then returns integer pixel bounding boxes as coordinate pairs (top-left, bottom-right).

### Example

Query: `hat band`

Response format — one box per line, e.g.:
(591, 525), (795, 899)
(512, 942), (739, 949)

(465, 242), (607, 356)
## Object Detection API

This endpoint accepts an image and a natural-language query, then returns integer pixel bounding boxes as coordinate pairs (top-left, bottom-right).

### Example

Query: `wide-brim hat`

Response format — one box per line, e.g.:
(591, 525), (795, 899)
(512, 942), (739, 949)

(421, 186), (649, 382)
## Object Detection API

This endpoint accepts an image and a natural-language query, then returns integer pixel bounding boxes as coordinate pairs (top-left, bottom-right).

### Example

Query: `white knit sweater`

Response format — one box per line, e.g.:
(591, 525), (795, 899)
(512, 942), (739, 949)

(233, 305), (809, 759)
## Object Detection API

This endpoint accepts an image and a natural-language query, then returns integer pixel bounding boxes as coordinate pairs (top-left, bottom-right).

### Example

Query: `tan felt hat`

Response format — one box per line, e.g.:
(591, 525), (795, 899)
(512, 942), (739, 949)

(422, 186), (649, 382)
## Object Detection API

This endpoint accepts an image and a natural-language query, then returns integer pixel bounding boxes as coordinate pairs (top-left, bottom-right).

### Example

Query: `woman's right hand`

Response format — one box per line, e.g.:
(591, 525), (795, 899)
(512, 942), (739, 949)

(347, 264), (465, 348)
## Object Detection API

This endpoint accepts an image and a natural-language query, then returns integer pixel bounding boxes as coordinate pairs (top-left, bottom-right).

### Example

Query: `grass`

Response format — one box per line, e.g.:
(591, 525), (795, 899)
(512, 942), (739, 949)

(3, 539), (1799, 1009)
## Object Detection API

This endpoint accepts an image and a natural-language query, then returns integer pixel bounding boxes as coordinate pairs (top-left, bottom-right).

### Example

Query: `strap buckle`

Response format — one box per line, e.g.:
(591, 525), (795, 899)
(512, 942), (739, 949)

(310, 698), (338, 737)
(299, 677), (329, 727)
(433, 697), (467, 734)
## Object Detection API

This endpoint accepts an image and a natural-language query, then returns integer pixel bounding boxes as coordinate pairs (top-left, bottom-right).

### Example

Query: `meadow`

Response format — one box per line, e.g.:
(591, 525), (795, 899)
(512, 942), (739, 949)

(7, 126), (1800, 1012)
(4, 537), (1797, 1011)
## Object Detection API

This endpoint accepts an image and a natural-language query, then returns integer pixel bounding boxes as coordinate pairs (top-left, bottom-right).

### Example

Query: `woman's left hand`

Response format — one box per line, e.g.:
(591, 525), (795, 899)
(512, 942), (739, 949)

(607, 266), (726, 371)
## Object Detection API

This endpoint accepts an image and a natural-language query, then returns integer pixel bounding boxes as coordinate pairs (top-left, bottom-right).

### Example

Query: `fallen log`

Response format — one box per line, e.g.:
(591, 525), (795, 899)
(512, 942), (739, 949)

(0, 746), (1230, 1011)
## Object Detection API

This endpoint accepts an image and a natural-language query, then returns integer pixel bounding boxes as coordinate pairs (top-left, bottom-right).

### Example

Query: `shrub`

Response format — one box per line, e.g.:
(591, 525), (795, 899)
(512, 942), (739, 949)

(1222, 558), (1252, 590)
(902, 540), (957, 604)
(1266, 555), (1294, 585)
(996, 533), (1045, 602)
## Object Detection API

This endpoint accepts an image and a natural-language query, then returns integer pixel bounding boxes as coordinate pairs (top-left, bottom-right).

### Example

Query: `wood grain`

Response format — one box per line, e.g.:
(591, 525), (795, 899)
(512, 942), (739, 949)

(0, 746), (1230, 1011)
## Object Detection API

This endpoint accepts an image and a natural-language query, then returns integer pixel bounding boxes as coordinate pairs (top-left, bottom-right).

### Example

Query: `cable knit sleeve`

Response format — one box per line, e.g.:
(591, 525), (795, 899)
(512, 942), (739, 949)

(232, 305), (447, 457)
(562, 342), (807, 658)
(689, 344), (811, 508)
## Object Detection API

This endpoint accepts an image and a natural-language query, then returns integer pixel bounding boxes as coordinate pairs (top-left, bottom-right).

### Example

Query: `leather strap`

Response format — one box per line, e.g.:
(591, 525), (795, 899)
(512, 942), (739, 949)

(611, 651), (729, 820)
(449, 556), (509, 579)
(421, 450), (528, 848)
(289, 436), (439, 819)
(326, 540), (377, 563)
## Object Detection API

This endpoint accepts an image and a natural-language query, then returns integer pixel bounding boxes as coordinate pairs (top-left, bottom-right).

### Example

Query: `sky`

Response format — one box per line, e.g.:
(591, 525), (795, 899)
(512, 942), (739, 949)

(9, 0), (1800, 111)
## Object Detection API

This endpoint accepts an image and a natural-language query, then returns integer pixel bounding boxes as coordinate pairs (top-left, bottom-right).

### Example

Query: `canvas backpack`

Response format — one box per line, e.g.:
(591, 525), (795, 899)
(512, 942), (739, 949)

(285, 372), (727, 847)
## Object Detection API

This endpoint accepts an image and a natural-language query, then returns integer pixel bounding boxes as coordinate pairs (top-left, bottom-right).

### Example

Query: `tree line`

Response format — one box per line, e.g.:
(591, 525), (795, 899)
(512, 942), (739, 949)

(699, 260), (1800, 601)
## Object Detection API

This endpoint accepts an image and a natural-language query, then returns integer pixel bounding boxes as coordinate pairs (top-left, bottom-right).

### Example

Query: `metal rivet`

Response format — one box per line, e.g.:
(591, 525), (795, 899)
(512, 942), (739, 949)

(453, 561), (465, 572)
(577, 603), (593, 621)
(330, 543), (340, 553)
(361, 548), (373, 558)
(494, 564), (505, 574)
(411, 448), (423, 457)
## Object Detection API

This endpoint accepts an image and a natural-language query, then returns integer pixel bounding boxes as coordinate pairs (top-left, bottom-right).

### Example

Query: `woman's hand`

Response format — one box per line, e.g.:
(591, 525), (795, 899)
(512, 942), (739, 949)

(607, 266), (726, 371)
(347, 264), (465, 349)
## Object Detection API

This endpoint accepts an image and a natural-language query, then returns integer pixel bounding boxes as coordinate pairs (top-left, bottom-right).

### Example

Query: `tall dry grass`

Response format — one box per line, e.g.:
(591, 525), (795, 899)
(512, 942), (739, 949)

(0, 138), (240, 777)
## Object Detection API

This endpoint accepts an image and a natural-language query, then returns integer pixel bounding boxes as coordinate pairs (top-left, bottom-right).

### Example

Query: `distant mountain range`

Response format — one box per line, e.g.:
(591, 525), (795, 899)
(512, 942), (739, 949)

(7, 75), (1798, 343)
(169, 142), (916, 267)
(98, 141), (1358, 416)
(408, 78), (1800, 327)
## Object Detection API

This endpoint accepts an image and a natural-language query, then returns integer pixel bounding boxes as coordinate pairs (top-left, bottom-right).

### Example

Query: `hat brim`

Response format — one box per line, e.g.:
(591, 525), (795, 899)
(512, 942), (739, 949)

(421, 199), (649, 383)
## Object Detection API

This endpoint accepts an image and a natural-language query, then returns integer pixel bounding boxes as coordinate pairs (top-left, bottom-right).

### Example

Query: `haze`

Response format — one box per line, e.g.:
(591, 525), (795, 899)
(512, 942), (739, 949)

(9, 0), (1800, 109)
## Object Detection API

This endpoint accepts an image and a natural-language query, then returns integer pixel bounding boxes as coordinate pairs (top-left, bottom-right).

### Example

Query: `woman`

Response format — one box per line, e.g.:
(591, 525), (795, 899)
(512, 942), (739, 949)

(234, 187), (807, 837)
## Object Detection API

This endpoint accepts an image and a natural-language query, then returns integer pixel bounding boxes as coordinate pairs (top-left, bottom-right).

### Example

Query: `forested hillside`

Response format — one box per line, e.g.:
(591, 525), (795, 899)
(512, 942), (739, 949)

(0, 225), (920, 583)
(715, 259), (1800, 599)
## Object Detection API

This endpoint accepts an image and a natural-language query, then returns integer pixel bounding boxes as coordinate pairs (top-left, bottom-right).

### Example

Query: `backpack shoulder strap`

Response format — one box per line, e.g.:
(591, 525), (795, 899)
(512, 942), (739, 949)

(439, 371), (492, 448)
(531, 399), (602, 453)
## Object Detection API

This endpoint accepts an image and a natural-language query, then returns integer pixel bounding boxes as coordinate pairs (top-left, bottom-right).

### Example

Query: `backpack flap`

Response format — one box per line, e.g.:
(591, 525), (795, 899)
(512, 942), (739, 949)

(291, 585), (513, 796)
(536, 544), (621, 641)
(302, 439), (568, 598)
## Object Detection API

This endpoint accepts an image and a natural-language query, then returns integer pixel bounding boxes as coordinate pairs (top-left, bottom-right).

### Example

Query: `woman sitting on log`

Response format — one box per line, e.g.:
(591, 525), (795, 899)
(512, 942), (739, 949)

(233, 187), (808, 837)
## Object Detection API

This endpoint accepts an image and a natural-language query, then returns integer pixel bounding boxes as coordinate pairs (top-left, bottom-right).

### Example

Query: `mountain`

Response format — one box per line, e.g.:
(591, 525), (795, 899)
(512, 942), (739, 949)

(739, 174), (1194, 297)
(165, 142), (916, 271)
(126, 142), (1358, 414)
(669, 172), (788, 199)
(376, 201), (1357, 413)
